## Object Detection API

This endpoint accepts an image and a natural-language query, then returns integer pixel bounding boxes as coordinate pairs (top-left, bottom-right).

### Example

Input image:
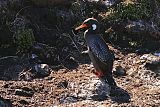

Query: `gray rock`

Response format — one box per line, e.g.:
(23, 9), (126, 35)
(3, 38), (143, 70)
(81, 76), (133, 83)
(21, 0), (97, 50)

(57, 80), (68, 89)
(59, 96), (78, 104)
(15, 87), (34, 97)
(114, 66), (126, 76)
(0, 96), (12, 107)
(18, 99), (29, 105)
(34, 64), (51, 78)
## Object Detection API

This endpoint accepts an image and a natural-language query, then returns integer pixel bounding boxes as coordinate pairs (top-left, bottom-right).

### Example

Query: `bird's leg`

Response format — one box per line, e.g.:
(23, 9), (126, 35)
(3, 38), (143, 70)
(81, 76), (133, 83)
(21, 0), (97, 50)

(94, 71), (104, 78)
(93, 70), (117, 86)
(93, 70), (107, 84)
(99, 77), (108, 85)
(105, 73), (117, 87)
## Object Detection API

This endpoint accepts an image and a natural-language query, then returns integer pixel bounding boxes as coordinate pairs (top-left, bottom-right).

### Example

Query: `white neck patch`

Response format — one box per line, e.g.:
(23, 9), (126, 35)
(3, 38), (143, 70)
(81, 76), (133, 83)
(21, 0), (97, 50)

(92, 24), (97, 30)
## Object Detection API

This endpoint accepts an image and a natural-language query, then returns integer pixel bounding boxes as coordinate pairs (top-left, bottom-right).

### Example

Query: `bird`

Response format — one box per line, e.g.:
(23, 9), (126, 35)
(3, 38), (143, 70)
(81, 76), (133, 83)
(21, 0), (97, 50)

(75, 18), (117, 87)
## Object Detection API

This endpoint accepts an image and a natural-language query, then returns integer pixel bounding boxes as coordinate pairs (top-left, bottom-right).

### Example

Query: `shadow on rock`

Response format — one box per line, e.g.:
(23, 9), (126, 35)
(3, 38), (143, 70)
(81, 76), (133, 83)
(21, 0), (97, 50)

(0, 96), (12, 107)
(110, 86), (131, 103)
(90, 85), (130, 103)
(91, 94), (108, 101)
(0, 53), (52, 81)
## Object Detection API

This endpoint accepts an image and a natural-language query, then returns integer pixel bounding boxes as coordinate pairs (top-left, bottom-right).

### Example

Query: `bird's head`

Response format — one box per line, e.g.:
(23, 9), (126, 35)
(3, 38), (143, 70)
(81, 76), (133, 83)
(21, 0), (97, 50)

(75, 18), (99, 32)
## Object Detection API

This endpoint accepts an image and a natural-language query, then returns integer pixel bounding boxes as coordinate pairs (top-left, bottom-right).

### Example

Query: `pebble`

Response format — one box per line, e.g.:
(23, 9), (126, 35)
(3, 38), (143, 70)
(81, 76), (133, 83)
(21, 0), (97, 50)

(14, 87), (34, 97)
(57, 80), (68, 89)
(18, 99), (29, 105)
(114, 66), (126, 76)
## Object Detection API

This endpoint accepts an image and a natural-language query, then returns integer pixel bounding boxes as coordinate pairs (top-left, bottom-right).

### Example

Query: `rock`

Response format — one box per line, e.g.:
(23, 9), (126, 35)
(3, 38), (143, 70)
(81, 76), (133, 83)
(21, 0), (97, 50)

(18, 99), (29, 105)
(145, 62), (160, 75)
(154, 52), (160, 57)
(101, 0), (117, 6)
(30, 54), (41, 64)
(57, 80), (68, 89)
(140, 54), (160, 75)
(15, 87), (34, 97)
(91, 81), (110, 101)
(31, 54), (38, 59)
(109, 87), (131, 103)
(19, 62), (52, 80)
(59, 96), (78, 104)
(86, 0), (119, 7)
(69, 77), (110, 100)
(31, 43), (58, 64)
(0, 56), (24, 80)
(3, 82), (13, 88)
(113, 66), (126, 76)
(0, 96), (12, 107)
(140, 54), (149, 60)
(18, 68), (35, 81)
(31, 0), (72, 7)
(34, 64), (51, 78)
(140, 54), (160, 62)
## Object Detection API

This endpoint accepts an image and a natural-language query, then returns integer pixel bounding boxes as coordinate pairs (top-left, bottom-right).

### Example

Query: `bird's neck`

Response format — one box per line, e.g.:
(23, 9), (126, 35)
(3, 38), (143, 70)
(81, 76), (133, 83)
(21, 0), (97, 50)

(84, 28), (99, 35)
(84, 29), (98, 40)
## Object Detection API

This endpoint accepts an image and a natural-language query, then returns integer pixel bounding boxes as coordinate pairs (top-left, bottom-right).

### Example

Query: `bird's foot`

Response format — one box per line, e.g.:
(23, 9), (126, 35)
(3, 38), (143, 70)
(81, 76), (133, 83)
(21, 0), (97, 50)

(99, 77), (108, 85)
(110, 84), (118, 90)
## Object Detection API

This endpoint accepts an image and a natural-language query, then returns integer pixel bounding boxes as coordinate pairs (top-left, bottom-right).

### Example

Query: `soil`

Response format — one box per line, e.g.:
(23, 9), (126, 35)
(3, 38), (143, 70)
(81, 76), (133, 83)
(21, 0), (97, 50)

(0, 45), (160, 107)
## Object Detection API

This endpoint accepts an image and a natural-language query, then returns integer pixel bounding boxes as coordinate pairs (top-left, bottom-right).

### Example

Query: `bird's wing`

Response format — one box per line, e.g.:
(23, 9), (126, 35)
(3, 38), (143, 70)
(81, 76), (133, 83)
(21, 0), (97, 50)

(88, 36), (114, 62)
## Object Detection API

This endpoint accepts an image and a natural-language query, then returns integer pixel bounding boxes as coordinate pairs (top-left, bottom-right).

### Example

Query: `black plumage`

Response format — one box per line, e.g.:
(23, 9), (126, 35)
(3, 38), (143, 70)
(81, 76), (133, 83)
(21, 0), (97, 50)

(75, 18), (117, 86)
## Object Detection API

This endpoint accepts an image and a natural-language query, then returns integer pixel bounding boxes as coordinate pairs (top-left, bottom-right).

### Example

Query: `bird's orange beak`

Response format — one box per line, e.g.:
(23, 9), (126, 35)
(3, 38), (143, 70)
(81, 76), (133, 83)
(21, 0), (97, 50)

(75, 24), (88, 31)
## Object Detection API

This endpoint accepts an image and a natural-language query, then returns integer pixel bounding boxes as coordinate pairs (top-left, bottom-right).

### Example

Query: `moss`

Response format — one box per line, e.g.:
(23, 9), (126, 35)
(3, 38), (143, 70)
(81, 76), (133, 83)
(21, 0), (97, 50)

(106, 0), (153, 22)
(13, 29), (35, 53)
(71, 1), (81, 13)
(101, 0), (157, 50)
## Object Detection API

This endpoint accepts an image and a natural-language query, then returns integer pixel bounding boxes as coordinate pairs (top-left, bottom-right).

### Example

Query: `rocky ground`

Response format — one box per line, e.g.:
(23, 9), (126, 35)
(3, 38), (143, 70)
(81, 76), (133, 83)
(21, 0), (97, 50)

(0, 0), (160, 106)
(0, 45), (160, 107)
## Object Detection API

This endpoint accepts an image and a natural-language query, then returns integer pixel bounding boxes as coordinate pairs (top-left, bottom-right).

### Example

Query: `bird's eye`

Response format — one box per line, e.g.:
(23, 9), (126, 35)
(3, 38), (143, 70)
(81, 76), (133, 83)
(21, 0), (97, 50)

(92, 24), (97, 30)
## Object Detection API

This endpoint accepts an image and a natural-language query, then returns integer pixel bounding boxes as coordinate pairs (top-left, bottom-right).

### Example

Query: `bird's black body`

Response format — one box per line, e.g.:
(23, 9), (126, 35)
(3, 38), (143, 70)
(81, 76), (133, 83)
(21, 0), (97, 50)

(84, 30), (116, 86)
(75, 18), (117, 86)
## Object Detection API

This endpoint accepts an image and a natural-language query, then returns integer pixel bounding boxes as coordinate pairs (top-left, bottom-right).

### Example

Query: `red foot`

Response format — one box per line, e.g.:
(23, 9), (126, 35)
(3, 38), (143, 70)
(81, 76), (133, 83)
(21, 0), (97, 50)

(94, 71), (104, 78)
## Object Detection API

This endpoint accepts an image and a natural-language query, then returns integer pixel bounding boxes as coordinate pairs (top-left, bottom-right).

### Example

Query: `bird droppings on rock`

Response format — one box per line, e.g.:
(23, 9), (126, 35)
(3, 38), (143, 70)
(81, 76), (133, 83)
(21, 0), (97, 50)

(69, 76), (110, 101)
(57, 75), (110, 105)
